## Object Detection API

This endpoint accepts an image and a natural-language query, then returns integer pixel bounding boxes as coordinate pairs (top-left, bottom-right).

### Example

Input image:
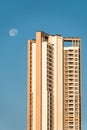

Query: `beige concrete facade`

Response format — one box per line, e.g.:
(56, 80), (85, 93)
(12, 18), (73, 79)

(27, 31), (81, 130)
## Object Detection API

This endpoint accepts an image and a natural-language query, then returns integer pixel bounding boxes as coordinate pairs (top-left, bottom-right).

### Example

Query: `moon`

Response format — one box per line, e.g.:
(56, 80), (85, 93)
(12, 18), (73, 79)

(9, 28), (18, 37)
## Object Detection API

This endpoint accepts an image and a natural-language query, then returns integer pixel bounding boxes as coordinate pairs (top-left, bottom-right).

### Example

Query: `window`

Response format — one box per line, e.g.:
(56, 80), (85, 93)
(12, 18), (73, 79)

(69, 54), (73, 56)
(64, 54), (67, 57)
(69, 91), (73, 94)
(75, 70), (78, 73)
(69, 108), (73, 111)
(69, 70), (73, 73)
(75, 83), (78, 86)
(69, 104), (73, 107)
(69, 62), (73, 65)
(75, 50), (78, 53)
(75, 100), (78, 103)
(69, 126), (73, 128)
(69, 87), (73, 90)
(69, 66), (73, 69)
(69, 49), (73, 52)
(69, 122), (73, 125)
(69, 83), (73, 86)
(69, 112), (73, 115)
(75, 54), (78, 57)
(69, 100), (73, 103)
(75, 88), (79, 92)
(75, 58), (78, 61)
(69, 58), (73, 60)
(75, 62), (78, 65)
(69, 95), (73, 98)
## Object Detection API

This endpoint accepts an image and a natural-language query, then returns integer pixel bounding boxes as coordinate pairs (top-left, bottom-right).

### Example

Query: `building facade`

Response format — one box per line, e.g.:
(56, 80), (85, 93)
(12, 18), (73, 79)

(27, 31), (82, 130)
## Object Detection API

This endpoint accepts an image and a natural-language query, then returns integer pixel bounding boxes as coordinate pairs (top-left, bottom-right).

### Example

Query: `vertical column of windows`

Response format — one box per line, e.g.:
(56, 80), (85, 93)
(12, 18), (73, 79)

(47, 44), (54, 130)
(74, 49), (79, 130)
(29, 43), (33, 130)
(64, 48), (79, 130)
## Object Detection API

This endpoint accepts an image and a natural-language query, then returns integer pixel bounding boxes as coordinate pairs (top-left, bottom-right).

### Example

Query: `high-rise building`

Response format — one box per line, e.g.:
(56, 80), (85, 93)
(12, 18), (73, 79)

(27, 31), (82, 130)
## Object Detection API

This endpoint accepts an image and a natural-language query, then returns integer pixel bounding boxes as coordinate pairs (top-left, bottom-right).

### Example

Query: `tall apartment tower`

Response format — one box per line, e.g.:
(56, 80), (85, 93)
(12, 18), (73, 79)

(27, 31), (81, 130)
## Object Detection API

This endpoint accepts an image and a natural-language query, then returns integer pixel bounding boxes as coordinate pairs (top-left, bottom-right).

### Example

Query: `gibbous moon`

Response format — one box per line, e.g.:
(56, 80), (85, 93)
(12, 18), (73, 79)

(9, 28), (18, 37)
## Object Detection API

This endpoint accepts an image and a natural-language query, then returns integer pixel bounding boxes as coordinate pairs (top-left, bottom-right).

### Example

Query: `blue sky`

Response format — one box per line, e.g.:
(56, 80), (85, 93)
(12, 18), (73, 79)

(0, 0), (87, 130)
